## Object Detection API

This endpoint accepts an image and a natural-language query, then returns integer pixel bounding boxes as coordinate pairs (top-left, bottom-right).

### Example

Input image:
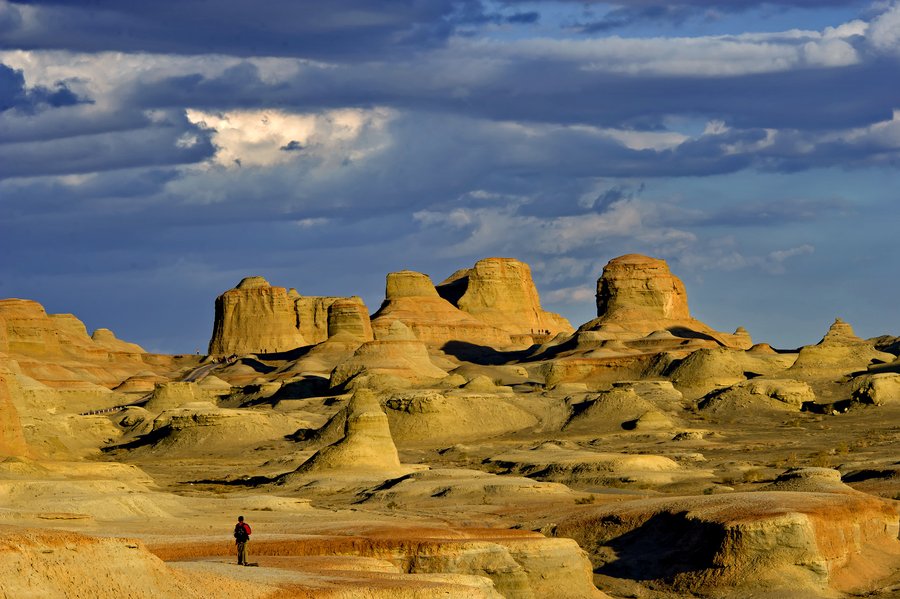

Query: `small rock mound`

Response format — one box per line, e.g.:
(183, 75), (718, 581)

(384, 390), (538, 446)
(698, 378), (814, 414)
(851, 373), (900, 405)
(789, 318), (894, 377)
(763, 467), (855, 493)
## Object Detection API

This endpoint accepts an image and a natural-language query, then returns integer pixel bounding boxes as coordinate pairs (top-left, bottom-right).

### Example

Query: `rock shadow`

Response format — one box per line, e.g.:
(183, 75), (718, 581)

(440, 340), (535, 365)
(596, 512), (725, 582)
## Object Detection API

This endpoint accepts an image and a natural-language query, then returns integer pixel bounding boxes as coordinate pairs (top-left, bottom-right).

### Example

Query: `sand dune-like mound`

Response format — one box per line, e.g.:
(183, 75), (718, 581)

(667, 347), (747, 393)
(330, 321), (449, 390)
(383, 390), (539, 446)
(144, 381), (204, 413)
(564, 386), (661, 432)
(436, 257), (573, 340)
(358, 467), (577, 508)
(763, 467), (857, 493)
(555, 490), (900, 597)
(91, 327), (146, 354)
(370, 271), (513, 348)
(698, 378), (814, 414)
(120, 403), (305, 456)
(488, 443), (701, 487)
(789, 318), (895, 378)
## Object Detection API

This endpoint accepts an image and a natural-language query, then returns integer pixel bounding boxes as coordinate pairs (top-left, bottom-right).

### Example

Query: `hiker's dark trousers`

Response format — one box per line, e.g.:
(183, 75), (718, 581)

(237, 541), (248, 565)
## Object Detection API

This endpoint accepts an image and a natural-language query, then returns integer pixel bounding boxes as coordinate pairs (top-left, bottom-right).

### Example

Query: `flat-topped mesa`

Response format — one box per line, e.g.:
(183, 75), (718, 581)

(436, 257), (574, 340)
(596, 254), (690, 321)
(371, 271), (513, 348)
(295, 294), (369, 344)
(208, 276), (306, 356)
(579, 254), (750, 350)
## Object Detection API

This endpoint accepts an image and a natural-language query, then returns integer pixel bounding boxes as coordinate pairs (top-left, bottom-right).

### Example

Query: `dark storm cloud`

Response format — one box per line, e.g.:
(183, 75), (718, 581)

(126, 53), (900, 136)
(0, 62), (85, 112)
(0, 0), (484, 59)
(0, 109), (214, 178)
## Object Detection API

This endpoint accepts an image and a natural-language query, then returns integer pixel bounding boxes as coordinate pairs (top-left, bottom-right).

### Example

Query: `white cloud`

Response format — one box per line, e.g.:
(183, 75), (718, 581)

(458, 20), (863, 78)
(545, 285), (595, 304)
(869, 1), (900, 53)
(185, 107), (393, 169)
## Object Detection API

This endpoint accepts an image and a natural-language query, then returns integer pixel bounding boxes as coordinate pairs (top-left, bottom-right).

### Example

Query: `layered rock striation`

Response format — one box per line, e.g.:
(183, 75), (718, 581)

(208, 277), (306, 355)
(437, 257), (573, 340)
(578, 255), (751, 350)
(370, 271), (513, 348)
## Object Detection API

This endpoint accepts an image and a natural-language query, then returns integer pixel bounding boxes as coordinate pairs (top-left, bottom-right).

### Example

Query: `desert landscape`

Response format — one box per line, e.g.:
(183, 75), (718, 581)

(1, 254), (897, 598)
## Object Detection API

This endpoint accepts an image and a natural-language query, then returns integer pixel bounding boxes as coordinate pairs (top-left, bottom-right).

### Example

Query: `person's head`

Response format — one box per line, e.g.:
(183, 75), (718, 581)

(238, 516), (244, 522)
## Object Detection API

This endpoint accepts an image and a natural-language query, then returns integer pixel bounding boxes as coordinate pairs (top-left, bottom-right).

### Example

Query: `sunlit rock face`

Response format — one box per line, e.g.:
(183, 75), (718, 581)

(370, 271), (513, 348)
(208, 276), (306, 355)
(437, 257), (573, 340)
(0, 355), (28, 457)
(596, 254), (691, 323)
(578, 254), (751, 350)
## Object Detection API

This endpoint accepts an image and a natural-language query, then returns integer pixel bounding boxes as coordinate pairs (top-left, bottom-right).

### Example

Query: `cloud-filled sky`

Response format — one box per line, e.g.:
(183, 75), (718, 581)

(1, 0), (898, 352)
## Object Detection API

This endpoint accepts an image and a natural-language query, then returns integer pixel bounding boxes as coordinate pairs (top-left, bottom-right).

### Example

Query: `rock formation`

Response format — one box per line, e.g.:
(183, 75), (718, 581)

(327, 298), (373, 341)
(91, 328), (145, 354)
(579, 255), (751, 350)
(437, 257), (573, 340)
(0, 355), (28, 456)
(789, 318), (895, 377)
(294, 294), (368, 344)
(370, 271), (513, 348)
(330, 321), (448, 390)
(698, 378), (814, 414)
(0, 299), (64, 358)
(208, 276), (306, 355)
(286, 389), (406, 476)
(556, 491), (900, 597)
(852, 373), (900, 405)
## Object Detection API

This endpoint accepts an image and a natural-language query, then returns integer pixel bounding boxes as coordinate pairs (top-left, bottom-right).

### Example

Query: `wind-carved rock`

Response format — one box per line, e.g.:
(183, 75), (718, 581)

(327, 299), (373, 342)
(208, 276), (306, 356)
(330, 321), (448, 390)
(371, 271), (513, 348)
(294, 294), (368, 344)
(789, 318), (894, 377)
(287, 389), (406, 476)
(579, 254), (751, 350)
(437, 257), (573, 341)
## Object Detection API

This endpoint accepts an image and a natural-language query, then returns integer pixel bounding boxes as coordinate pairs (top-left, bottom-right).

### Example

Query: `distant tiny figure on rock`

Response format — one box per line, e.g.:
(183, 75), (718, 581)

(234, 515), (251, 565)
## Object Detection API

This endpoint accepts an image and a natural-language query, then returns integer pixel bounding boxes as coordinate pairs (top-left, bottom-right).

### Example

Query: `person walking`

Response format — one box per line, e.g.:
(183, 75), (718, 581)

(234, 515), (252, 565)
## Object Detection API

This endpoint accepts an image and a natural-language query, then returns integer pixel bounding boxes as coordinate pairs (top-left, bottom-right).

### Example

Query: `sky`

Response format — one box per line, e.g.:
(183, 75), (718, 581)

(1, 0), (899, 353)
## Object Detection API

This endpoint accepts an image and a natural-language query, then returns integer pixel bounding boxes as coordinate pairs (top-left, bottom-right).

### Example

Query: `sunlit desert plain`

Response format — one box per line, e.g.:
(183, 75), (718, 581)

(1, 254), (897, 598)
